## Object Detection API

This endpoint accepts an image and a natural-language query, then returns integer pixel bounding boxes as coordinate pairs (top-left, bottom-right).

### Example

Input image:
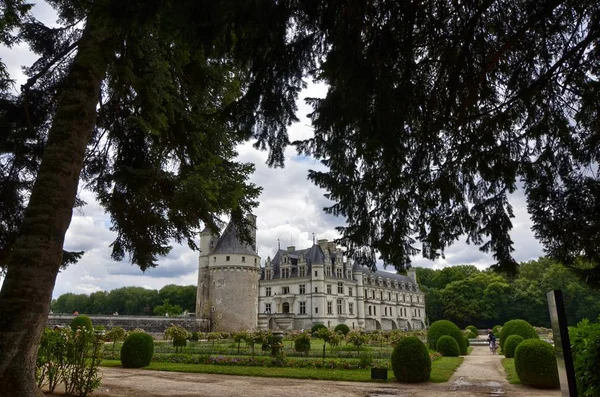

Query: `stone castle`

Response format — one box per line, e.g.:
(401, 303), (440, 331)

(196, 215), (426, 332)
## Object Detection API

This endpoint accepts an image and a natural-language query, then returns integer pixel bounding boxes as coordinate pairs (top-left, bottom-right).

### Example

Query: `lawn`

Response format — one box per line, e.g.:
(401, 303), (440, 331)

(501, 358), (520, 384)
(101, 356), (463, 383)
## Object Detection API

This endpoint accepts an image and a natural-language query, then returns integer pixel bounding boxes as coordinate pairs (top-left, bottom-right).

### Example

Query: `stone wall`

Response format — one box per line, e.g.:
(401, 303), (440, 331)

(47, 315), (210, 338)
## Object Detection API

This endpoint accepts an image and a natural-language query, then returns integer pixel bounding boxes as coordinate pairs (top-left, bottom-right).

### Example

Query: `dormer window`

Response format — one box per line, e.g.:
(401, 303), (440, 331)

(242, 256), (246, 262)
(226, 256), (230, 261)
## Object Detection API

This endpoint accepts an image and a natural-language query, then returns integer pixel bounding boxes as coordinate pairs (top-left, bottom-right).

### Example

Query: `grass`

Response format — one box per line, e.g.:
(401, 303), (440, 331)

(467, 346), (474, 355)
(501, 358), (520, 384)
(101, 356), (463, 383)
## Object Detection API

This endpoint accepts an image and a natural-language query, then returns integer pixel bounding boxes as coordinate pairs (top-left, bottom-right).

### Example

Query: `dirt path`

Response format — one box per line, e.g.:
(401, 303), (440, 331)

(60, 344), (561, 397)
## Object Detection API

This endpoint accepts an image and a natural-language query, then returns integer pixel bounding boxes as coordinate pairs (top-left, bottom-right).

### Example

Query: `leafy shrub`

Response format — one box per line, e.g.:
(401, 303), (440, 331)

(436, 335), (460, 357)
(503, 335), (524, 358)
(500, 319), (538, 348)
(189, 331), (200, 342)
(334, 323), (350, 336)
(105, 326), (126, 352)
(294, 331), (311, 355)
(391, 336), (431, 383)
(427, 320), (467, 355)
(466, 325), (478, 335)
(70, 315), (93, 332)
(492, 325), (502, 334)
(465, 336), (470, 347)
(467, 331), (478, 339)
(359, 351), (374, 367)
(346, 330), (368, 353)
(569, 318), (600, 397)
(311, 323), (326, 335)
(164, 324), (188, 352)
(121, 332), (154, 368)
(514, 339), (559, 388)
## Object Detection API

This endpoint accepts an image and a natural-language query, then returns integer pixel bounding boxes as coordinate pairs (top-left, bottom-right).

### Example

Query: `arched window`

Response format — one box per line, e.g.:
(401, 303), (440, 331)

(282, 302), (290, 313)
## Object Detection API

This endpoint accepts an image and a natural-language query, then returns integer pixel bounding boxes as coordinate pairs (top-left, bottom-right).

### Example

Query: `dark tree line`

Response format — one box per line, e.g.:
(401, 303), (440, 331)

(50, 284), (196, 316)
(417, 258), (600, 329)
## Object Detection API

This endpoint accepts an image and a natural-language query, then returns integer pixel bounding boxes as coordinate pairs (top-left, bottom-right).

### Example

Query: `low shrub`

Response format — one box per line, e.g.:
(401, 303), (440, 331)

(500, 319), (538, 348)
(334, 323), (350, 336)
(294, 332), (311, 356)
(391, 336), (431, 383)
(466, 325), (478, 335)
(190, 332), (200, 342)
(121, 332), (154, 368)
(436, 335), (460, 357)
(465, 336), (470, 347)
(503, 335), (524, 358)
(514, 339), (559, 388)
(164, 324), (188, 353)
(569, 318), (600, 397)
(70, 315), (93, 332)
(467, 331), (478, 339)
(311, 323), (326, 335)
(427, 320), (467, 355)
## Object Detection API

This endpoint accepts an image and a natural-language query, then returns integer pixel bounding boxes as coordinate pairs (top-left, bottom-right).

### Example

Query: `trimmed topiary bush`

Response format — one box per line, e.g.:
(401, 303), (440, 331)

(391, 336), (431, 382)
(514, 339), (559, 388)
(121, 332), (154, 368)
(294, 332), (311, 356)
(500, 319), (538, 348)
(334, 323), (350, 336)
(311, 323), (326, 335)
(70, 315), (93, 332)
(467, 331), (478, 339)
(466, 325), (478, 335)
(436, 335), (460, 357)
(427, 320), (467, 355)
(504, 334), (525, 358)
(465, 336), (470, 347)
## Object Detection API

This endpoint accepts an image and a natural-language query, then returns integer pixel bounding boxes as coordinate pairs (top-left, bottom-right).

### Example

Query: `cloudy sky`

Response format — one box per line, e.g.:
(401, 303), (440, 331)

(1, 2), (545, 299)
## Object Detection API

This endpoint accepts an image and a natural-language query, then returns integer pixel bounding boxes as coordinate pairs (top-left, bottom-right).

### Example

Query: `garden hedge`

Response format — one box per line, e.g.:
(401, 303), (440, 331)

(427, 320), (467, 355)
(391, 336), (431, 382)
(514, 339), (559, 388)
(503, 335), (524, 358)
(500, 319), (538, 348)
(436, 335), (460, 357)
(121, 332), (155, 368)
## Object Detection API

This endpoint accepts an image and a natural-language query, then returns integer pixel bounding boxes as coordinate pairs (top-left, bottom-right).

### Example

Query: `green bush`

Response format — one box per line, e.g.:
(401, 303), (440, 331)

(503, 335), (524, 358)
(391, 336), (431, 383)
(427, 320), (467, 355)
(514, 339), (559, 388)
(189, 331), (200, 342)
(467, 331), (478, 339)
(311, 323), (326, 335)
(465, 336), (470, 347)
(294, 332), (311, 356)
(121, 332), (154, 368)
(466, 325), (478, 335)
(436, 335), (460, 357)
(70, 315), (93, 332)
(500, 319), (538, 348)
(569, 318), (600, 397)
(334, 323), (350, 336)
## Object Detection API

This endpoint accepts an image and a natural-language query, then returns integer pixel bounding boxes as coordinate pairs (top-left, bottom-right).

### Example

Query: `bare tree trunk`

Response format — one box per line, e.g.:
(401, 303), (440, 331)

(0, 16), (113, 396)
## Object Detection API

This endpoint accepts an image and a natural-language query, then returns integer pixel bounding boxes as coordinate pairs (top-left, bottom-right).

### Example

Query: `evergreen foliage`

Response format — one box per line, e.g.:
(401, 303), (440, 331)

(69, 315), (93, 332)
(503, 335), (524, 358)
(334, 324), (350, 336)
(294, 332), (311, 356)
(120, 332), (154, 368)
(467, 331), (478, 339)
(569, 318), (600, 397)
(427, 320), (467, 355)
(391, 336), (431, 383)
(435, 335), (460, 357)
(466, 326), (478, 335)
(514, 339), (559, 389)
(311, 324), (326, 335)
(500, 319), (538, 348)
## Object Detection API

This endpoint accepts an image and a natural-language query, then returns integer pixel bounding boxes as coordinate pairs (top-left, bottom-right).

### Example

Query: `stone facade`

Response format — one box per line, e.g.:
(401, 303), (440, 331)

(196, 216), (426, 332)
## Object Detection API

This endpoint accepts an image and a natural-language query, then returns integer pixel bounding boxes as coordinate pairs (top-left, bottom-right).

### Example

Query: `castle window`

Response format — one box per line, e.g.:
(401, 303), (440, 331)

(348, 287), (353, 297)
(336, 268), (342, 278)
(403, 294), (406, 302)
(315, 287), (318, 293)
(266, 287), (271, 296)
(299, 302), (306, 314)
(326, 284), (332, 294)
(315, 271), (318, 277)
(266, 270), (272, 280)
(373, 306), (376, 316)
(327, 301), (332, 314)
(265, 303), (271, 313)
(372, 290), (375, 299)
(226, 256), (230, 261)
(380, 291), (383, 300)
(396, 293), (398, 301)
(254, 258), (257, 264)
(299, 284), (306, 295)
(337, 282), (343, 294)
(388, 292), (391, 301)
(242, 256), (246, 262)
(337, 299), (342, 314)
(349, 302), (354, 315)
(384, 307), (387, 316)
(325, 267), (332, 277)
(368, 306), (372, 315)
(315, 307), (318, 314)
(282, 286), (290, 294)
(213, 257), (216, 263)
(299, 267), (306, 277)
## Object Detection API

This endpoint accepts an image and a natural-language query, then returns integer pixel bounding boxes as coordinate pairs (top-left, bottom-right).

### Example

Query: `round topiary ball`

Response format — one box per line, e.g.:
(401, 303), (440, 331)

(467, 331), (478, 339)
(70, 315), (93, 332)
(500, 319), (538, 348)
(504, 335), (524, 358)
(391, 336), (431, 382)
(436, 335), (460, 357)
(311, 323), (326, 335)
(514, 339), (559, 388)
(334, 323), (350, 336)
(121, 332), (154, 368)
(427, 320), (467, 355)
(466, 325), (478, 335)
(465, 336), (470, 347)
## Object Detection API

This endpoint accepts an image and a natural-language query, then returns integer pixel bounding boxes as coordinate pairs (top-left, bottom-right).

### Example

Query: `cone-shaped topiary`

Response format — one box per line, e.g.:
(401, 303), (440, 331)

(500, 319), (538, 348)
(70, 315), (93, 331)
(391, 336), (431, 382)
(466, 325), (478, 335)
(334, 323), (350, 336)
(504, 335), (524, 358)
(436, 335), (460, 357)
(514, 339), (559, 388)
(427, 320), (467, 355)
(121, 332), (154, 368)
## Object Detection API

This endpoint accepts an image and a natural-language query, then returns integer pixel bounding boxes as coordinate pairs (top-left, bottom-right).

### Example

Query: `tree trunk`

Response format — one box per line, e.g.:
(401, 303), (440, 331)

(0, 15), (113, 396)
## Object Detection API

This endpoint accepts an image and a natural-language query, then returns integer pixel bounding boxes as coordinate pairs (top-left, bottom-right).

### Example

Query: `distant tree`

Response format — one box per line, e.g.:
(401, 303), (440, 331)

(158, 285), (196, 313)
(153, 299), (182, 317)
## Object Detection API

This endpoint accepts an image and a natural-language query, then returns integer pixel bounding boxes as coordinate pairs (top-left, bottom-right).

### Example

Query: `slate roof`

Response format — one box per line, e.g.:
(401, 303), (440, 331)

(211, 221), (256, 255)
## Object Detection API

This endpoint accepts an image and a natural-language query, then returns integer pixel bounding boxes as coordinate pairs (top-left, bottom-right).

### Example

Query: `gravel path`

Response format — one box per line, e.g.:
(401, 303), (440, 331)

(53, 344), (562, 397)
